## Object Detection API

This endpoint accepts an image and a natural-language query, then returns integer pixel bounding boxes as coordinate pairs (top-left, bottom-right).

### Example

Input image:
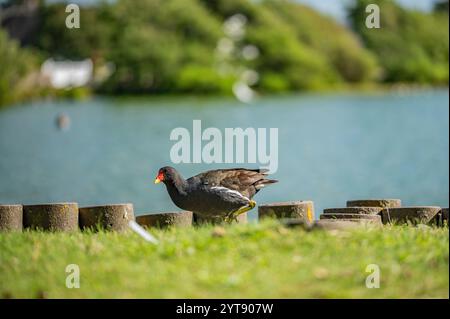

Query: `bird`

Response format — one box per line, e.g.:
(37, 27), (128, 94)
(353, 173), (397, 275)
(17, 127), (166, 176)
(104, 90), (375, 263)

(55, 113), (71, 131)
(154, 166), (278, 222)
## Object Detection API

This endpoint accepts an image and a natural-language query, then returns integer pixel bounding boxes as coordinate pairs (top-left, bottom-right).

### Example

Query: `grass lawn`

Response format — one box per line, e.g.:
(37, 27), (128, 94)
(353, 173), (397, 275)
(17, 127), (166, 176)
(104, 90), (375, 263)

(0, 220), (448, 298)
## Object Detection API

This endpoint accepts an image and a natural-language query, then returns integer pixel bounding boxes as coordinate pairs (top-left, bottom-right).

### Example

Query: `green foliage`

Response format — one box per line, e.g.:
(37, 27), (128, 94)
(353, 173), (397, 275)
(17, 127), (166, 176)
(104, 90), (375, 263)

(31, 0), (388, 95)
(349, 0), (449, 84)
(85, 0), (223, 93)
(102, 24), (183, 93)
(0, 30), (38, 106)
(265, 0), (379, 83)
(1, 0), (448, 105)
(36, 3), (115, 60)
(175, 64), (236, 94)
(259, 72), (290, 93)
(0, 220), (448, 298)
(246, 2), (341, 91)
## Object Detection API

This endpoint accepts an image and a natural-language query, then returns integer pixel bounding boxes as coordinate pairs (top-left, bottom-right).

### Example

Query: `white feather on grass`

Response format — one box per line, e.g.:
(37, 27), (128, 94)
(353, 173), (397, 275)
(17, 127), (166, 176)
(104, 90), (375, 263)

(128, 220), (159, 245)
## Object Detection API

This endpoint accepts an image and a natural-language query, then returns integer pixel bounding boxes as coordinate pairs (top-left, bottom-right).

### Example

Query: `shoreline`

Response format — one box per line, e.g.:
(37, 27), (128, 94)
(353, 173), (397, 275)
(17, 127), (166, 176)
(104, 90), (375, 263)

(1, 84), (448, 109)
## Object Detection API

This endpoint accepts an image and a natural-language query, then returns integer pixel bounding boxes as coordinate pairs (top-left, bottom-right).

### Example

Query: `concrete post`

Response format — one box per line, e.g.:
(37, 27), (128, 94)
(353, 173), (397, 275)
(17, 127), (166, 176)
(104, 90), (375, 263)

(23, 203), (78, 231)
(79, 204), (134, 232)
(258, 201), (314, 225)
(0, 204), (23, 231)
(346, 199), (401, 208)
(136, 211), (193, 228)
(381, 206), (441, 225)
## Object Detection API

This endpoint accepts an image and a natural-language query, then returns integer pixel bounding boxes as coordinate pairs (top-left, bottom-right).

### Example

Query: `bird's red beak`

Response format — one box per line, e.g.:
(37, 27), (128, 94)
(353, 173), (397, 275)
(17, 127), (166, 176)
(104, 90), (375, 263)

(154, 172), (164, 184)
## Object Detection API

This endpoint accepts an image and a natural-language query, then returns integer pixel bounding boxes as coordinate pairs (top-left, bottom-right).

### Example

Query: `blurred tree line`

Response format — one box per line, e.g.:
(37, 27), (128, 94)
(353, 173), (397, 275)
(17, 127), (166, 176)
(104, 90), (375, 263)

(349, 0), (449, 84)
(0, 0), (448, 106)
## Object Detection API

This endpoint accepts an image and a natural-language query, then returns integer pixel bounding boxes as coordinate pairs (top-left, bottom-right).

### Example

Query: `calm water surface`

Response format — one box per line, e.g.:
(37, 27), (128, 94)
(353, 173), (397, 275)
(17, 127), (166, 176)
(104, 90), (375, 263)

(0, 90), (448, 218)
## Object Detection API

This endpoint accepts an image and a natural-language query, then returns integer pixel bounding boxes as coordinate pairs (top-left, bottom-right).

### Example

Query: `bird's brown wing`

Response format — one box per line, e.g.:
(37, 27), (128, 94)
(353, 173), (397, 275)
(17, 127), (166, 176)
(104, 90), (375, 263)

(196, 168), (277, 199)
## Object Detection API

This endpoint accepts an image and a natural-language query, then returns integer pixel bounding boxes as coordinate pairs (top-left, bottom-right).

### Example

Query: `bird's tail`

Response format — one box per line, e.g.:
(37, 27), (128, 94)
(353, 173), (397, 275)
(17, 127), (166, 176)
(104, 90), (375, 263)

(255, 178), (278, 190)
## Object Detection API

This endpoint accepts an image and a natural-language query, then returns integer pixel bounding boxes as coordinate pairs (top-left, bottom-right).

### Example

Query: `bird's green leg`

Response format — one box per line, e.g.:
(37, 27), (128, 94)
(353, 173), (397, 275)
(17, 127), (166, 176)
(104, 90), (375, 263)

(225, 200), (256, 223)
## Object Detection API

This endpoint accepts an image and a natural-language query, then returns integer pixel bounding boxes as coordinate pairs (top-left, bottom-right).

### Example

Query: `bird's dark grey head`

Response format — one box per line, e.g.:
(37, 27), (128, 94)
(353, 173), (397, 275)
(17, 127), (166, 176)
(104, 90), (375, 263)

(154, 166), (181, 185)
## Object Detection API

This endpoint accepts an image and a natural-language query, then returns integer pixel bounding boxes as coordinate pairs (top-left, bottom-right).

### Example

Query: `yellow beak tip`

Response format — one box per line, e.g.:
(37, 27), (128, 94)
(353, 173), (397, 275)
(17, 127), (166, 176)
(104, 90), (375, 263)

(154, 178), (161, 184)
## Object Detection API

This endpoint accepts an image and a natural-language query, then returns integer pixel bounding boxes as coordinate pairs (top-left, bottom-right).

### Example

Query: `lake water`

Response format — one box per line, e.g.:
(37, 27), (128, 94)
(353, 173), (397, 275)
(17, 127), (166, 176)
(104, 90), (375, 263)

(0, 90), (448, 219)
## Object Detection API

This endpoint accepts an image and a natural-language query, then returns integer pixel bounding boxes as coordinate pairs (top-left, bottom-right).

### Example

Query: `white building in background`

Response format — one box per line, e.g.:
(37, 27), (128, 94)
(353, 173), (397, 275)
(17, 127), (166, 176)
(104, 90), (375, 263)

(41, 58), (93, 89)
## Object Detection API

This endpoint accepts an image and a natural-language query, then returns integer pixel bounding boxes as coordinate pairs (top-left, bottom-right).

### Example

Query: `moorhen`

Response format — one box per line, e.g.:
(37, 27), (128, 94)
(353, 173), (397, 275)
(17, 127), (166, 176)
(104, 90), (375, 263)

(154, 166), (278, 222)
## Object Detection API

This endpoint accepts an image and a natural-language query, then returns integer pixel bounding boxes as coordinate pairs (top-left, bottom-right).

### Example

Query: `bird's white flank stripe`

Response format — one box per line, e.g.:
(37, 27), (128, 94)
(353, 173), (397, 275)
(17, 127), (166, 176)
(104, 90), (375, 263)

(128, 220), (159, 245)
(210, 186), (250, 201)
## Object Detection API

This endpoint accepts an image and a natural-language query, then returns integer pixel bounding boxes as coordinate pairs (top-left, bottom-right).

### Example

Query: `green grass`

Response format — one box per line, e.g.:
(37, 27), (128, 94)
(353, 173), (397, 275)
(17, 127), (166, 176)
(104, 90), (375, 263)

(0, 220), (448, 298)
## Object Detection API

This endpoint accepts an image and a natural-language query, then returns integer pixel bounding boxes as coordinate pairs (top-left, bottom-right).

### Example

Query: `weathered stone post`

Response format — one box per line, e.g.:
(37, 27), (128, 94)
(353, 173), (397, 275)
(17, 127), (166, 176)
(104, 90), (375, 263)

(0, 204), (23, 231)
(23, 203), (78, 231)
(346, 199), (402, 224)
(381, 206), (441, 225)
(137, 211), (193, 228)
(79, 204), (134, 232)
(441, 208), (449, 227)
(320, 213), (382, 223)
(317, 206), (383, 228)
(258, 201), (315, 225)
(313, 219), (381, 230)
(323, 207), (383, 216)
(346, 199), (401, 208)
